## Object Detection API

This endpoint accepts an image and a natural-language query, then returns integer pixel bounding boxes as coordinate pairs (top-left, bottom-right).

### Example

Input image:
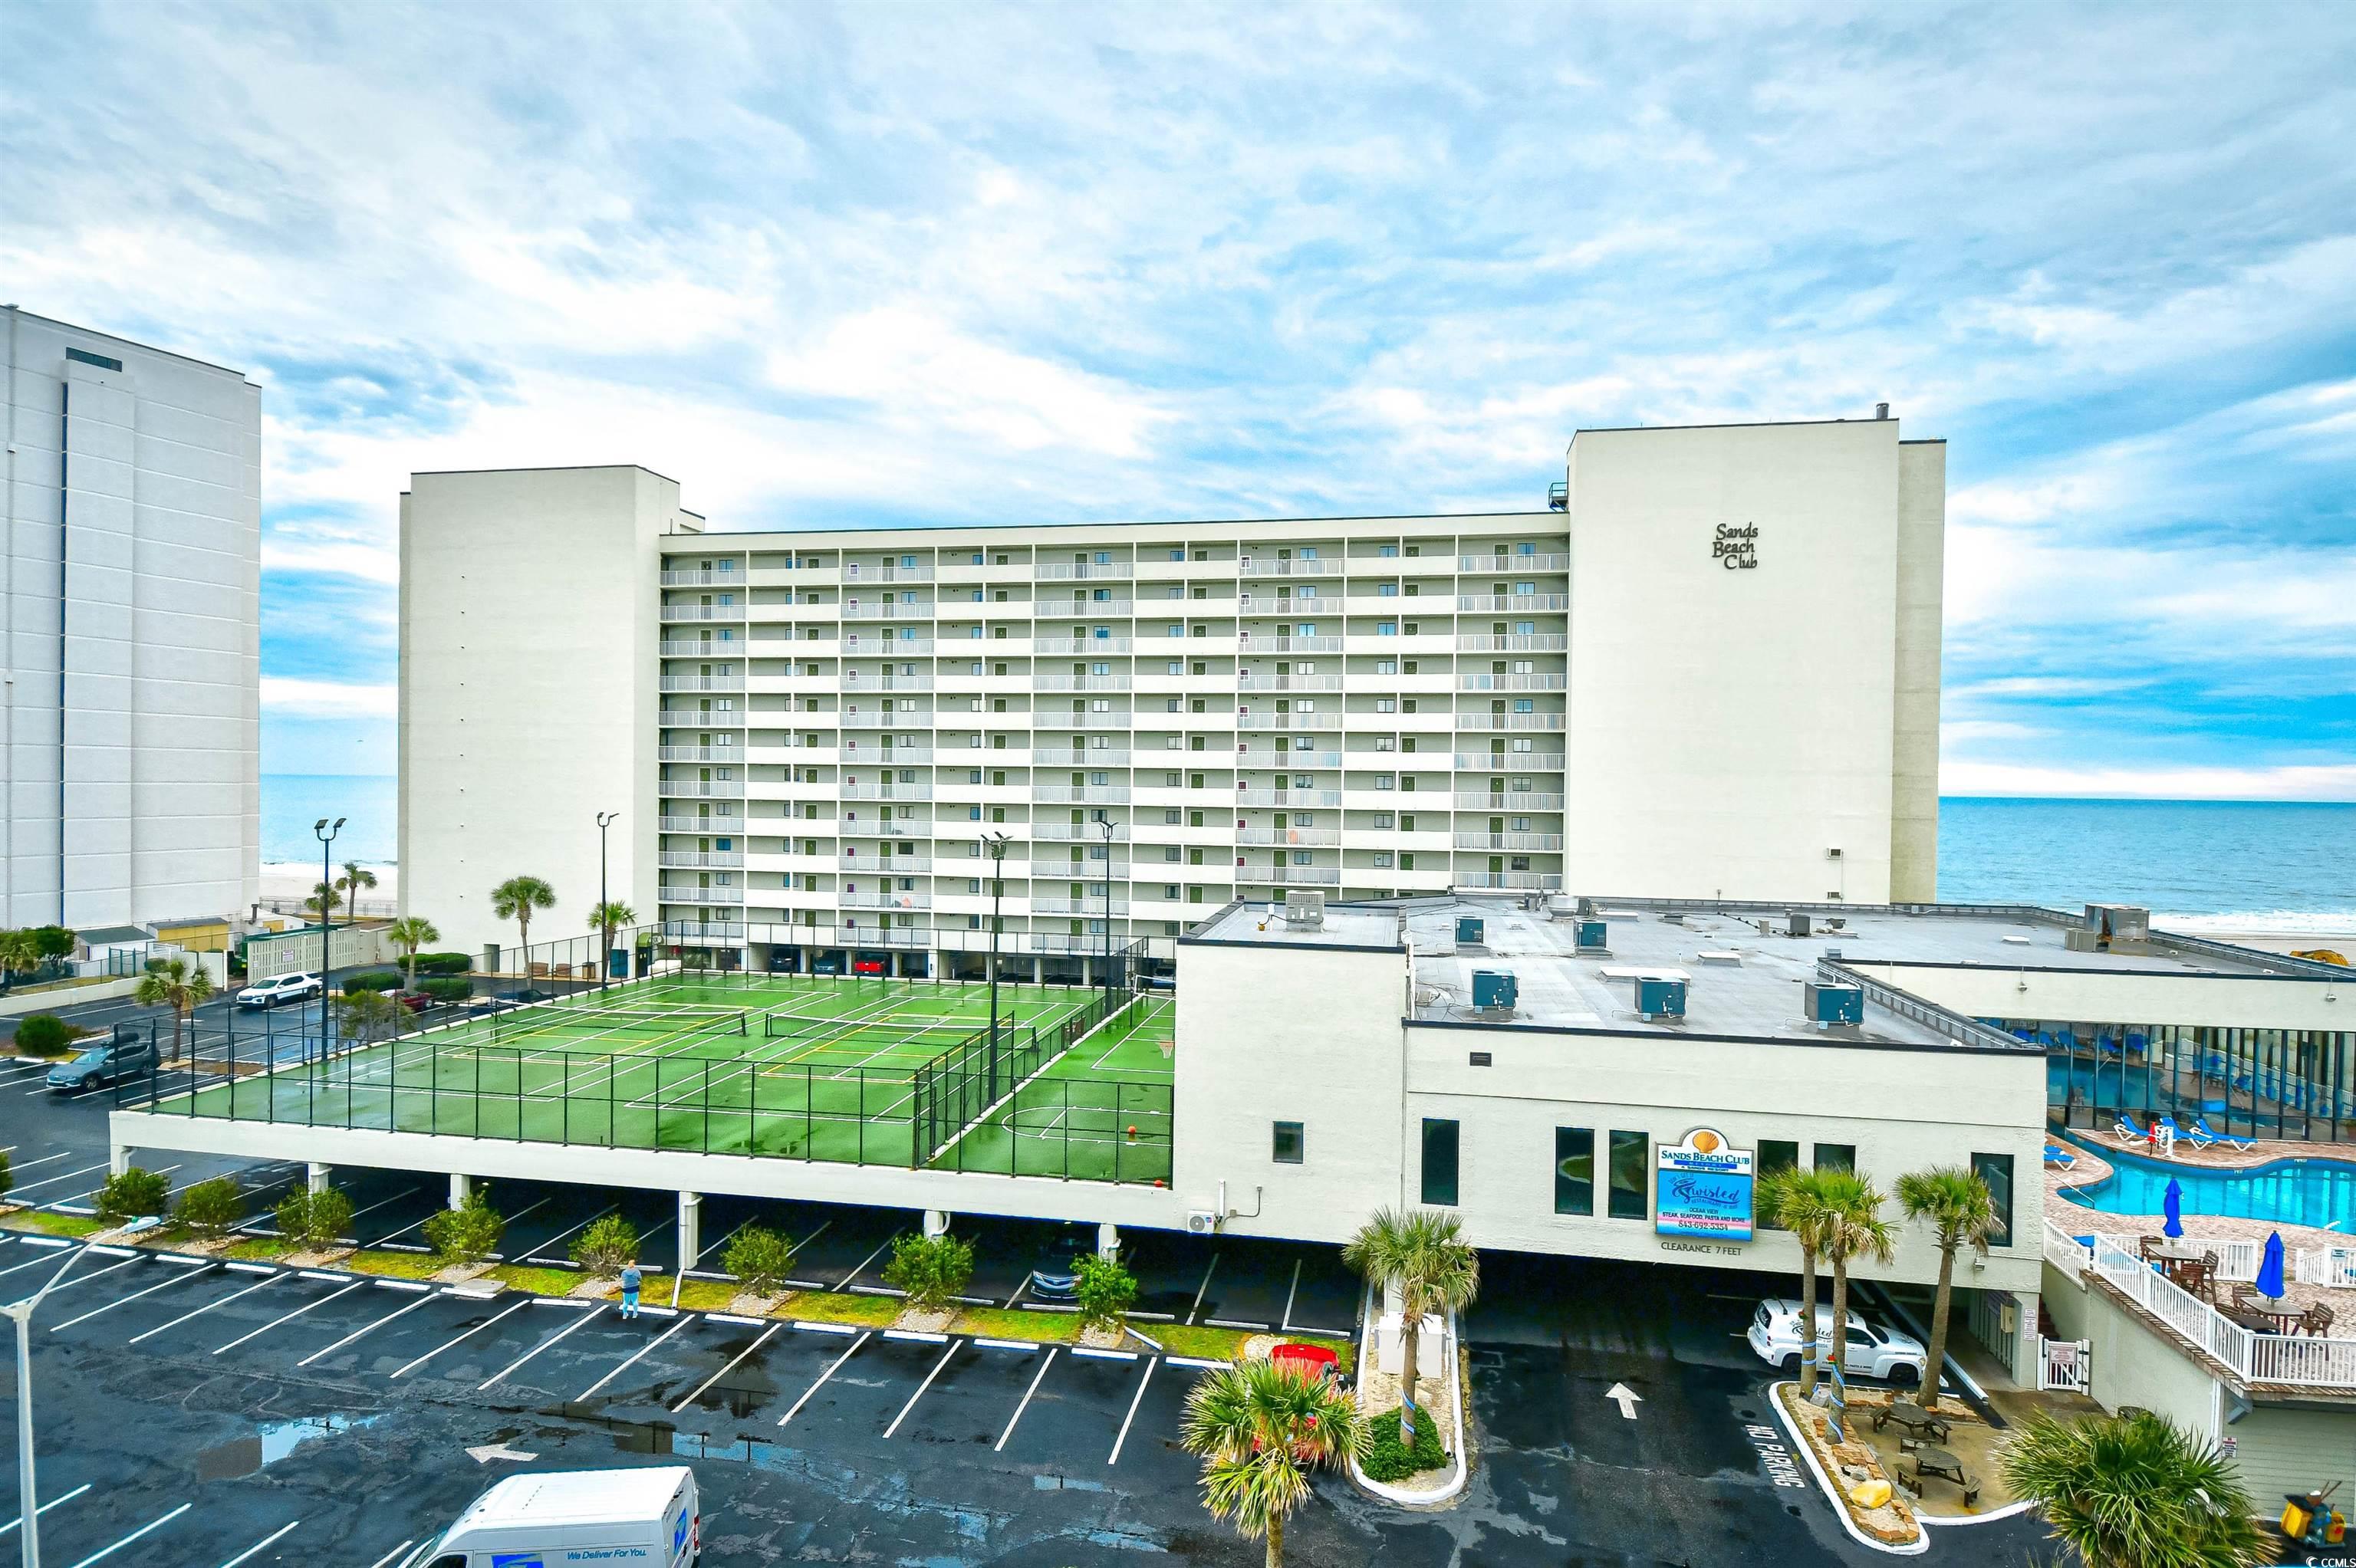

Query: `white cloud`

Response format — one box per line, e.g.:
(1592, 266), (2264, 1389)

(1942, 760), (2356, 803)
(262, 678), (397, 718)
(262, 539), (400, 583)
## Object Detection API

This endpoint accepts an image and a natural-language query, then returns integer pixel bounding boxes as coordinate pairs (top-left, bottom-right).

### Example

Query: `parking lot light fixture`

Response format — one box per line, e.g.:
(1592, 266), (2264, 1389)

(8, 1246), (94, 1568)
(986, 832), (1011, 1100)
(315, 817), (344, 1053)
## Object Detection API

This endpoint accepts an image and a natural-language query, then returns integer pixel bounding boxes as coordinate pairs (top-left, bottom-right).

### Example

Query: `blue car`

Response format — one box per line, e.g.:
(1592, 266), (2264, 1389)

(47, 1032), (160, 1093)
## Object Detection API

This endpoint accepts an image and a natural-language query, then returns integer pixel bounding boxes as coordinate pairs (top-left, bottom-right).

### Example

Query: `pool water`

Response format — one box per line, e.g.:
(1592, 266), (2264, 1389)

(2059, 1142), (2356, 1231)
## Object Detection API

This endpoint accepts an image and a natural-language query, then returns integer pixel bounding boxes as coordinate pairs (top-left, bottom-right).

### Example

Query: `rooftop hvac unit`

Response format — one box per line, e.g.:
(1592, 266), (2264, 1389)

(1574, 919), (1610, 955)
(1472, 970), (1518, 1012)
(1804, 981), (1864, 1027)
(1284, 891), (1326, 929)
(1788, 913), (1811, 938)
(1635, 976), (1686, 1021)
(1456, 915), (1486, 946)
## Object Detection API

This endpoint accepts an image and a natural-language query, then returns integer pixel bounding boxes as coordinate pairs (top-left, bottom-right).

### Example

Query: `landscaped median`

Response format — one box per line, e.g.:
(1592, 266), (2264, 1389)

(1769, 1382), (1927, 1555)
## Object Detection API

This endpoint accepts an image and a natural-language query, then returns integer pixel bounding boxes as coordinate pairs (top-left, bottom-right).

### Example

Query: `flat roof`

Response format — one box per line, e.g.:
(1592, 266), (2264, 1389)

(1184, 900), (1403, 952)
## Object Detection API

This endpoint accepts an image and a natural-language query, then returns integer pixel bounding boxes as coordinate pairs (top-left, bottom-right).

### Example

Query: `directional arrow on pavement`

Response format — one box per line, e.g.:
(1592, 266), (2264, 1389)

(468, 1443), (539, 1464)
(1604, 1382), (1642, 1420)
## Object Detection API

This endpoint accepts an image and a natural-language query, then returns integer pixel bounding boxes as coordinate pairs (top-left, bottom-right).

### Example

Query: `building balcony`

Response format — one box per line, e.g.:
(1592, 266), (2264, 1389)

(1453, 832), (1565, 852)
(841, 603), (933, 622)
(661, 921), (746, 942)
(1454, 753), (1564, 772)
(1034, 784), (1130, 804)
(1458, 594), (1569, 613)
(1458, 673), (1568, 691)
(1236, 674), (1344, 692)
(660, 850), (744, 869)
(843, 563), (934, 582)
(661, 603), (746, 623)
(658, 780), (745, 799)
(660, 674), (744, 693)
(1033, 674), (1132, 691)
(1239, 748), (1343, 769)
(658, 814), (743, 833)
(839, 890), (933, 910)
(837, 745), (930, 765)
(662, 568), (744, 587)
(1454, 713), (1566, 731)
(1236, 633), (1343, 655)
(840, 712), (927, 728)
(1459, 552), (1568, 572)
(1237, 712), (1343, 731)
(1029, 822), (1129, 843)
(1033, 562), (1133, 580)
(661, 639), (750, 656)
(1456, 633), (1568, 653)
(1237, 557), (1343, 577)
(1236, 788), (1342, 808)
(1454, 791), (1568, 810)
(840, 783), (933, 801)
(1239, 865), (1342, 886)
(1456, 872), (1564, 891)
(660, 882), (743, 903)
(658, 745), (748, 764)
(658, 709), (745, 727)
(1034, 749), (1133, 768)
(839, 854), (931, 873)
(1035, 637), (1133, 655)
(841, 675), (935, 692)
(1044, 599), (1134, 617)
(841, 636), (934, 656)
(1236, 826), (1341, 846)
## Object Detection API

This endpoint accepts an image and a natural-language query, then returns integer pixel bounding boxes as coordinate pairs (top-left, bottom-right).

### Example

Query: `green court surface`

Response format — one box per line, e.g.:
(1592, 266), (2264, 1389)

(150, 976), (1173, 1183)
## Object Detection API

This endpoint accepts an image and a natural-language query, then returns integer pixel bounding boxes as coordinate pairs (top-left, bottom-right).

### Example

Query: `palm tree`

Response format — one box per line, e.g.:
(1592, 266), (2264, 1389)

(133, 957), (215, 1065)
(1759, 1166), (1841, 1395)
(587, 901), (636, 981)
(1818, 1169), (1897, 1422)
(490, 876), (555, 968)
(0, 928), (41, 985)
(1341, 1207), (1480, 1450)
(1180, 1357), (1366, 1568)
(1896, 1165), (1999, 1413)
(386, 915), (439, 991)
(2001, 1409), (2269, 1568)
(304, 880), (341, 922)
(338, 860), (379, 912)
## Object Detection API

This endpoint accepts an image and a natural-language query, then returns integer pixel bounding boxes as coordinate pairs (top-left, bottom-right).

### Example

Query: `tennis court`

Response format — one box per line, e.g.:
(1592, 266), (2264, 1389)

(143, 976), (1174, 1182)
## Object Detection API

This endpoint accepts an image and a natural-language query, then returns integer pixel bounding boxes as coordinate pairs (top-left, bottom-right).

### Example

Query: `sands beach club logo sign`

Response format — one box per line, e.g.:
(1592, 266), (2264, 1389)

(1711, 523), (1760, 570)
(1655, 1127), (1755, 1241)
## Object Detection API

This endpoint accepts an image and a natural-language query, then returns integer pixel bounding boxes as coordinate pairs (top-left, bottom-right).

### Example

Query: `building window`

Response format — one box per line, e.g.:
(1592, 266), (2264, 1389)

(1273, 1122), (1305, 1165)
(1420, 1118), (1459, 1205)
(1972, 1152), (2015, 1247)
(1607, 1130), (1648, 1220)
(1372, 851), (1394, 868)
(1814, 1142), (1856, 1172)
(1555, 1127), (1595, 1215)
(1759, 1139), (1798, 1229)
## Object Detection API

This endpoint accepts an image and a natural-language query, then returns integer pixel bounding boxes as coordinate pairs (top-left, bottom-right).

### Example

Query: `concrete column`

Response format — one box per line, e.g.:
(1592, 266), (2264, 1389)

(2012, 1287), (2042, 1387)
(449, 1172), (472, 1210)
(1032, 958), (1043, 983)
(677, 1191), (703, 1274)
(923, 1208), (951, 1238)
(307, 1162), (331, 1195)
(1081, 958), (1093, 987)
(109, 1142), (130, 1178)
(1097, 1222), (1120, 1261)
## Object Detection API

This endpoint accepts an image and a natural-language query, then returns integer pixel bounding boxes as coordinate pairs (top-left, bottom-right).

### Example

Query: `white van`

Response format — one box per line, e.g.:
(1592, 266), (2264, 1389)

(403, 1466), (699, 1567)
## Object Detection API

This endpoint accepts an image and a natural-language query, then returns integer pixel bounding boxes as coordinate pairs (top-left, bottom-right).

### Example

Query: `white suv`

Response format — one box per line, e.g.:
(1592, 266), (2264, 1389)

(1747, 1298), (1927, 1383)
(235, 971), (323, 1011)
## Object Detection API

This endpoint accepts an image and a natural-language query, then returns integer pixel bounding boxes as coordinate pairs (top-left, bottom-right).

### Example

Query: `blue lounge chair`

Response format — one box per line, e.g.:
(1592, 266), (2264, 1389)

(2154, 1115), (2190, 1150)
(2043, 1144), (2077, 1169)
(2113, 1113), (2147, 1145)
(2195, 1115), (2254, 1152)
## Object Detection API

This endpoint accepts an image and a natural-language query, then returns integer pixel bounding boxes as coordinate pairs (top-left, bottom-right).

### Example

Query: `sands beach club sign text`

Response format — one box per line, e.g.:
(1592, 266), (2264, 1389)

(1712, 523), (1760, 570)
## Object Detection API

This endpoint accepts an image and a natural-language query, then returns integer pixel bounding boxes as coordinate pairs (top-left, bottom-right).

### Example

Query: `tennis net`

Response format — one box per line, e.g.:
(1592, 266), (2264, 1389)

(492, 1006), (749, 1041)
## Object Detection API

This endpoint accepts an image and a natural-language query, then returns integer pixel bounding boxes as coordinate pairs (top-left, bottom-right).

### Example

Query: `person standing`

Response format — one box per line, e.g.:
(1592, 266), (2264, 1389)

(620, 1261), (643, 1320)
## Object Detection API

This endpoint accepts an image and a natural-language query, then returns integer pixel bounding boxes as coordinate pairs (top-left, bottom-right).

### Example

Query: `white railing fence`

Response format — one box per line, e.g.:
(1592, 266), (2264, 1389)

(2296, 1247), (2356, 1290)
(2044, 1221), (2093, 1276)
(2038, 1336), (2091, 1393)
(2085, 1233), (2356, 1389)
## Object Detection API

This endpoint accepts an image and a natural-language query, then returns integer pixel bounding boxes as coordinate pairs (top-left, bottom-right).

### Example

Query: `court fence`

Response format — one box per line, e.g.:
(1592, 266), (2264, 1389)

(908, 987), (1146, 1168)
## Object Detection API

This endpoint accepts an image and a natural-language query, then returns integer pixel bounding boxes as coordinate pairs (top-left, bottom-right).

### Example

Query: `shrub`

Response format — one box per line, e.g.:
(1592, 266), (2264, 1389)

(423, 1186), (504, 1267)
(336, 990), (404, 1043)
(94, 1166), (169, 1225)
(14, 1013), (79, 1057)
(1072, 1252), (1137, 1335)
(1361, 1405), (1447, 1482)
(31, 926), (76, 960)
(413, 952), (474, 975)
(723, 1225), (795, 1297)
(275, 1185), (354, 1251)
(571, 1213), (640, 1278)
(176, 1175), (244, 1239)
(339, 969), (402, 992)
(0, 1150), (11, 1201)
(418, 977), (473, 1003)
(882, 1232), (974, 1314)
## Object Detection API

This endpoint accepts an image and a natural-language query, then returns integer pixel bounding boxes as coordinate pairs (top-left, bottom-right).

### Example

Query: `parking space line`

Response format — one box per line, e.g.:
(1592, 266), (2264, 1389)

(520, 1203), (617, 1266)
(215, 1280), (367, 1353)
(0, 1247), (82, 1281)
(973, 1337), (1039, 1352)
(1072, 1346), (1140, 1361)
(480, 1304), (608, 1390)
(6, 1162), (107, 1194)
(128, 1271), (286, 1344)
(364, 1543), (414, 1568)
(4, 1152), (74, 1172)
(298, 1289), (439, 1366)
(778, 1330), (870, 1426)
(572, 1313), (693, 1402)
(1186, 1252), (1218, 1324)
(49, 1261), (216, 1331)
(837, 1233), (899, 1290)
(673, 1321), (781, 1412)
(0, 1481), (91, 1536)
(216, 1519), (300, 1567)
(371, 1192), (554, 1249)
(1280, 1259), (1301, 1331)
(995, 1346), (1058, 1451)
(35, 1251), (143, 1299)
(1108, 1357), (1158, 1464)
(883, 1340), (959, 1438)
(1205, 1317), (1270, 1330)
(390, 1297), (534, 1379)
(62, 1500), (189, 1568)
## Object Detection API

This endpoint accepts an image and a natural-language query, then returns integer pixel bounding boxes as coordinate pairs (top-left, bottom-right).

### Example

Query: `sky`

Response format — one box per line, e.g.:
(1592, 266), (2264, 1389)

(3, 2), (2353, 799)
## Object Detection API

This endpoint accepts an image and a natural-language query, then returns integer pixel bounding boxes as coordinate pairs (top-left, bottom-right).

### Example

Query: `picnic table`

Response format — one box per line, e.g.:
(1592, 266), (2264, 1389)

(1900, 1445), (1981, 1507)
(1872, 1399), (1952, 1445)
(2221, 1299), (2302, 1336)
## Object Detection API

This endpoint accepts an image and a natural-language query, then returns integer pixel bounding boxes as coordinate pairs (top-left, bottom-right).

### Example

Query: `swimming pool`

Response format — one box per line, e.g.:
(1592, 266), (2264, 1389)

(2058, 1139), (2356, 1231)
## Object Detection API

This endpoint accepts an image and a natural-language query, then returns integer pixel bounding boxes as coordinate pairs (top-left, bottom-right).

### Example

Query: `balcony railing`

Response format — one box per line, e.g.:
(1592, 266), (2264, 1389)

(1237, 713), (1343, 731)
(1034, 562), (1133, 580)
(1455, 714), (1565, 731)
(841, 675), (935, 692)
(1237, 635), (1342, 654)
(840, 746), (931, 765)
(660, 675), (743, 692)
(1240, 749), (1343, 768)
(839, 891), (933, 910)
(662, 569), (743, 587)
(840, 784), (933, 800)
(659, 710), (745, 727)
(1035, 785), (1130, 804)
(1035, 637), (1133, 655)
(1236, 788), (1342, 807)
(661, 640), (748, 656)
(1456, 633), (1568, 653)
(1033, 675), (1132, 691)
(1031, 897), (1131, 915)
(839, 713), (925, 728)
(1046, 599), (1134, 616)
(1455, 754), (1564, 771)
(661, 921), (745, 941)
(1454, 792), (1568, 810)
(1459, 552), (1568, 572)
(1237, 674), (1344, 691)
(842, 602), (931, 620)
(2084, 1231), (2356, 1389)
(1454, 833), (1565, 851)
(1038, 750), (1132, 768)
(660, 883), (743, 903)
(841, 637), (934, 656)
(840, 855), (931, 873)
(1456, 872), (1564, 890)
(660, 850), (743, 868)
(843, 563), (934, 582)
(1032, 822), (1129, 840)
(658, 745), (743, 762)
(658, 780), (745, 799)
(1236, 827), (1341, 846)
(1240, 866), (1342, 886)
(658, 814), (741, 833)
(1459, 673), (1568, 691)
(1458, 594), (1569, 612)
(661, 603), (745, 622)
(1237, 558), (1343, 577)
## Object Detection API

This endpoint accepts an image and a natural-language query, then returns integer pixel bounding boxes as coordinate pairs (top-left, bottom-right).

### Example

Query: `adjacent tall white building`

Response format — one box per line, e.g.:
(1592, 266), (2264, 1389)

(1, 309), (262, 930)
(398, 413), (1943, 968)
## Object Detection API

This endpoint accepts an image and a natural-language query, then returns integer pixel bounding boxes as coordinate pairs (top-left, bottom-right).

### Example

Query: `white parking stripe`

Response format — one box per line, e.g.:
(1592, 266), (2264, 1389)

(1107, 1357), (1157, 1465)
(837, 1233), (898, 1290)
(778, 1330), (870, 1426)
(995, 1346), (1058, 1452)
(672, 1321), (780, 1412)
(479, 1304), (607, 1390)
(370, 1192), (554, 1248)
(32, 1251), (143, 1299)
(1186, 1252), (1219, 1324)
(7, 1162), (108, 1193)
(389, 1297), (534, 1379)
(214, 1280), (367, 1354)
(571, 1313), (693, 1402)
(4, 1152), (75, 1172)
(1280, 1258), (1302, 1330)
(48, 1261), (216, 1332)
(216, 1519), (299, 1568)
(363, 1542), (414, 1568)
(63, 1501), (189, 1568)
(297, 1289), (439, 1366)
(127, 1272), (285, 1344)
(0, 1480), (92, 1535)
(884, 1339), (959, 1438)
(518, 1203), (617, 1264)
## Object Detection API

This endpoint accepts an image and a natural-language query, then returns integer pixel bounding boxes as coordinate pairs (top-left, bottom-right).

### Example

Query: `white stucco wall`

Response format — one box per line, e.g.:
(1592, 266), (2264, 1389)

(1847, 962), (2351, 1033)
(1890, 440), (1944, 902)
(399, 467), (681, 958)
(1561, 419), (1924, 904)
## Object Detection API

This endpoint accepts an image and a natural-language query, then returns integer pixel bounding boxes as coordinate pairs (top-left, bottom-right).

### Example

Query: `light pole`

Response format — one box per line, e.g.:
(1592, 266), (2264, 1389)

(597, 810), (619, 989)
(1098, 815), (1117, 1014)
(985, 832), (1010, 1100)
(315, 816), (343, 1057)
(8, 1244), (97, 1567)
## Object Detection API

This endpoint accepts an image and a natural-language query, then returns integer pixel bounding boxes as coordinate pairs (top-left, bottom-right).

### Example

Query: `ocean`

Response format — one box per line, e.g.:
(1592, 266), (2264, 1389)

(261, 777), (2356, 927)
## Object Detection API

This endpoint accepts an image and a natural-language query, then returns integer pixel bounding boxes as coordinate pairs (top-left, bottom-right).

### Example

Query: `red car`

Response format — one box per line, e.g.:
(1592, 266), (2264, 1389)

(853, 958), (886, 975)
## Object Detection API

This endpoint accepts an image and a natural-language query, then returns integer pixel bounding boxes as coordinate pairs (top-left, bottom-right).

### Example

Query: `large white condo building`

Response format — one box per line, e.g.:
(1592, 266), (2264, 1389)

(2, 309), (262, 929)
(400, 414), (1943, 968)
